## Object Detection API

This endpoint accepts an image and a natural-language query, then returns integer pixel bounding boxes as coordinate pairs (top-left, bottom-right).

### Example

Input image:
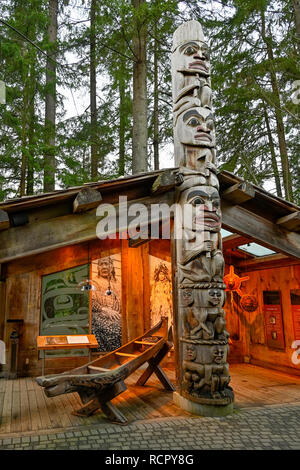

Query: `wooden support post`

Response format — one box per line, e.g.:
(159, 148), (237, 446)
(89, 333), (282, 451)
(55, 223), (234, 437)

(276, 211), (300, 231)
(100, 401), (128, 425)
(222, 182), (255, 204)
(136, 342), (175, 391)
(73, 187), (102, 213)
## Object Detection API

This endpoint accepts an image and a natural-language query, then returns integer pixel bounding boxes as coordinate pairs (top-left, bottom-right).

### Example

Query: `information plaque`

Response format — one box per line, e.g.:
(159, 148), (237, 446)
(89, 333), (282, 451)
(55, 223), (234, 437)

(263, 291), (285, 350)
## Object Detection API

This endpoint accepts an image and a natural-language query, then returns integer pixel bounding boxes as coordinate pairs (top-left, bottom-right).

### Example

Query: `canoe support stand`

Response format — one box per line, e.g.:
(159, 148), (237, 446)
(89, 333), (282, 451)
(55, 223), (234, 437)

(135, 342), (175, 391)
(72, 342), (175, 424)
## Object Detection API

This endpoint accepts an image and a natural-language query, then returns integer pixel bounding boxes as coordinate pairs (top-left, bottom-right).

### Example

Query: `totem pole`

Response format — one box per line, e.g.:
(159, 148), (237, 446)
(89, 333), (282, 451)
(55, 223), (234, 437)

(172, 20), (234, 416)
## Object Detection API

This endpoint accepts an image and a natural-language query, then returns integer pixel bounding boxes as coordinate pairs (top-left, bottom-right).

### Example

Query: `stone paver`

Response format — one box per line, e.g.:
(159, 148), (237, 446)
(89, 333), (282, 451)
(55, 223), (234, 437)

(1, 403), (300, 450)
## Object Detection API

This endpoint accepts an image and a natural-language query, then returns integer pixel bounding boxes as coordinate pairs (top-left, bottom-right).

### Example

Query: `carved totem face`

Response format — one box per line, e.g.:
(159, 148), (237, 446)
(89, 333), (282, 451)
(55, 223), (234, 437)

(181, 185), (221, 232)
(177, 107), (215, 148)
(185, 344), (197, 361)
(179, 288), (194, 306)
(208, 289), (224, 307)
(175, 41), (210, 77)
(211, 345), (225, 364)
(193, 289), (225, 308)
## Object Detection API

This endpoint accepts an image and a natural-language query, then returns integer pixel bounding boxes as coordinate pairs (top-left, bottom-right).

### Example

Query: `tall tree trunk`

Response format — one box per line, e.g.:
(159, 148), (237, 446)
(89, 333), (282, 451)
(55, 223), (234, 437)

(293, 0), (300, 53)
(261, 9), (293, 202)
(90, 0), (98, 180)
(132, 0), (148, 174)
(118, 68), (126, 176)
(44, 0), (57, 192)
(20, 46), (30, 196)
(263, 104), (282, 198)
(20, 88), (28, 197)
(153, 20), (159, 171)
(27, 61), (35, 195)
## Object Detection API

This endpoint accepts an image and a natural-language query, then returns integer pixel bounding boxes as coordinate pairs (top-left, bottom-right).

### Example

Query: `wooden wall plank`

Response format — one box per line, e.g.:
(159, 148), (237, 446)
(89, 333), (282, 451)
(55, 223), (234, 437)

(226, 262), (300, 374)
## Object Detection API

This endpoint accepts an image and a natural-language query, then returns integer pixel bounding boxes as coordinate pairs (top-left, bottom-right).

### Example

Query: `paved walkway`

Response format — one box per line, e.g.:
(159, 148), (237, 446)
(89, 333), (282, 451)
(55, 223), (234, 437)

(1, 402), (300, 450)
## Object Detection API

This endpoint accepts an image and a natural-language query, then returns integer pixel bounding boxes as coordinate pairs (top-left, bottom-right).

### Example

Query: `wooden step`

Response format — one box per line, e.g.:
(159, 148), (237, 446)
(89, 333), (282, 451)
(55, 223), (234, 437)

(88, 366), (110, 373)
(115, 352), (139, 358)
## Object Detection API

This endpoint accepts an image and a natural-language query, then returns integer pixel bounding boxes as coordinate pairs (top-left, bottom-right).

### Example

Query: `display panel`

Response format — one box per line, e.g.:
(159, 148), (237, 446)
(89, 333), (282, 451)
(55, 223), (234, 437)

(149, 256), (173, 329)
(91, 253), (122, 351)
(40, 264), (90, 357)
(263, 290), (285, 350)
(290, 289), (300, 341)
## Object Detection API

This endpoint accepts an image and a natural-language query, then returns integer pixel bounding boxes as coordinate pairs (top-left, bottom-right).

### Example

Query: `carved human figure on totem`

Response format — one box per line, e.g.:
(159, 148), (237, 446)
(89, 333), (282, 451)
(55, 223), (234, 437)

(210, 345), (231, 398)
(214, 315), (230, 341)
(180, 287), (225, 339)
(177, 185), (224, 284)
(185, 148), (217, 175)
(183, 343), (230, 398)
(172, 22), (212, 110)
(173, 104), (216, 167)
(176, 107), (215, 148)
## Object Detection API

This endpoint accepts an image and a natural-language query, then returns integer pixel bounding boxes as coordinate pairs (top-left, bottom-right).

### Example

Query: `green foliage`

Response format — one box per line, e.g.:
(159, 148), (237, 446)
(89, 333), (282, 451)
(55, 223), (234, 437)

(0, 0), (299, 204)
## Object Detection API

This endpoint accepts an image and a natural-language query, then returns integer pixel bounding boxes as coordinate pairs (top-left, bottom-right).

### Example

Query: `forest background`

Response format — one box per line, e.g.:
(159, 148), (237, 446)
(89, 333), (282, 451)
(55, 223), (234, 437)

(0, 0), (299, 203)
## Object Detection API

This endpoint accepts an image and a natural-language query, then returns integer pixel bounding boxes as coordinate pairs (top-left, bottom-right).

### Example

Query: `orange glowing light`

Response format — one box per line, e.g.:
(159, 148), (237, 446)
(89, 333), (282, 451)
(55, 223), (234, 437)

(224, 265), (249, 297)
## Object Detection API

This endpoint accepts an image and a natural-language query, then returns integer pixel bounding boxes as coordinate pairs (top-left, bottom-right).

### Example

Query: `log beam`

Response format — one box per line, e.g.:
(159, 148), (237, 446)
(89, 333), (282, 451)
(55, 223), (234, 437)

(221, 182), (255, 205)
(235, 253), (300, 272)
(276, 211), (300, 232)
(0, 210), (9, 231)
(0, 191), (175, 263)
(73, 187), (102, 213)
(222, 233), (252, 250)
(152, 169), (177, 194)
(221, 200), (300, 259)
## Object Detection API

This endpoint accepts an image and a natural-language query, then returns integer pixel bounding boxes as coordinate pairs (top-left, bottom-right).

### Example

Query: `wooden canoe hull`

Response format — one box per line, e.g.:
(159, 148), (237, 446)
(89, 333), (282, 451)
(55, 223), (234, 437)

(36, 317), (169, 398)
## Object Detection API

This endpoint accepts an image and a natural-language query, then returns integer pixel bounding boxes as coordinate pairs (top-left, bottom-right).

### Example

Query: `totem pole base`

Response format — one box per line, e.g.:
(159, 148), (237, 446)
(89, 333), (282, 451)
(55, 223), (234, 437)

(173, 392), (234, 417)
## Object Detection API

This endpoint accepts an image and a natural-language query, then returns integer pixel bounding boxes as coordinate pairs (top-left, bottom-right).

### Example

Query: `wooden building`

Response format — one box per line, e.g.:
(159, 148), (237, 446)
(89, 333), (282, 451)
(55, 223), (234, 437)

(0, 168), (300, 379)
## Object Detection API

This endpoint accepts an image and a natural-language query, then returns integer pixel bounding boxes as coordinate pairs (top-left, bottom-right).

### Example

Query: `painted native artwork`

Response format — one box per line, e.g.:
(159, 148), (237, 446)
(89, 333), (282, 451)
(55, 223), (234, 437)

(40, 264), (90, 357)
(149, 256), (173, 328)
(172, 20), (234, 408)
(91, 254), (122, 352)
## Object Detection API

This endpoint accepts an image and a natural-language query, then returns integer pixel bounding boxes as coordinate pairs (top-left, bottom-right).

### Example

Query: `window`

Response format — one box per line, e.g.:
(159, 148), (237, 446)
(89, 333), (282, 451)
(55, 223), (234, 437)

(238, 243), (276, 257)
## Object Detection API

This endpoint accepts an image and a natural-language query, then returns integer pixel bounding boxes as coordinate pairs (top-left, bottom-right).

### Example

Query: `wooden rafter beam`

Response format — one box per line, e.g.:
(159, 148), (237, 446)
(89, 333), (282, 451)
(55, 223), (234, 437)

(235, 253), (300, 272)
(0, 210), (9, 231)
(152, 169), (177, 194)
(221, 182), (255, 205)
(73, 188), (102, 213)
(276, 211), (300, 232)
(222, 233), (252, 250)
(221, 200), (300, 259)
(0, 191), (175, 263)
